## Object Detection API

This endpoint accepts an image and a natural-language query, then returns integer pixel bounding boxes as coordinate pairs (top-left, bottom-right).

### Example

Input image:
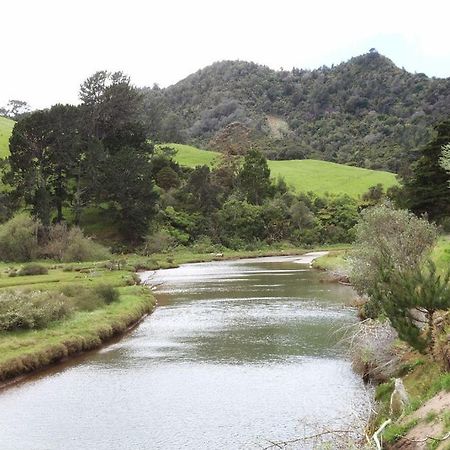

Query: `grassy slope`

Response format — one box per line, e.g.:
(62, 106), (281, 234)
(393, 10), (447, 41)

(165, 143), (399, 198)
(0, 116), (14, 159)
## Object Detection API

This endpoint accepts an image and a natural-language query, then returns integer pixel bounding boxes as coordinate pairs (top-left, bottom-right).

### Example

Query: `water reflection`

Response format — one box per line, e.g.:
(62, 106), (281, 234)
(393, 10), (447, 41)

(0, 256), (369, 450)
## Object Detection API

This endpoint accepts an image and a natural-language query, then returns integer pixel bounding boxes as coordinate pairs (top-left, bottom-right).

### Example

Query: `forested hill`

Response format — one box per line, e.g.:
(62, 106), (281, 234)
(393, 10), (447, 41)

(141, 51), (450, 171)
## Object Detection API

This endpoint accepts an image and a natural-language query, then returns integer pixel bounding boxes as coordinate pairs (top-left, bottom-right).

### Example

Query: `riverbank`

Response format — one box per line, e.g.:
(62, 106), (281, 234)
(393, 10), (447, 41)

(0, 245), (338, 387)
(0, 286), (155, 386)
(312, 238), (450, 447)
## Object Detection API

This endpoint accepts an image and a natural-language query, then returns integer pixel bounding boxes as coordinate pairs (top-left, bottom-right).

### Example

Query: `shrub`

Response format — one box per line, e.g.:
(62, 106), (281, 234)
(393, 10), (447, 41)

(0, 214), (39, 262)
(94, 284), (119, 304)
(17, 264), (48, 276)
(0, 290), (72, 331)
(191, 236), (220, 253)
(41, 224), (110, 262)
(61, 227), (111, 262)
(143, 230), (175, 254)
(350, 202), (437, 318)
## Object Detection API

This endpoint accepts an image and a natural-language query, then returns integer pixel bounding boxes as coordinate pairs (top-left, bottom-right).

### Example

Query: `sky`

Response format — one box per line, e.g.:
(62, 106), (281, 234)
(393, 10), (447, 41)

(1, 0), (450, 109)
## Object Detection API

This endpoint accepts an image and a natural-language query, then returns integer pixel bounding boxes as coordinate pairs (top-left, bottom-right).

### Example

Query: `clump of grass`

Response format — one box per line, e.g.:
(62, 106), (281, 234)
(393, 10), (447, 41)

(17, 263), (48, 276)
(61, 284), (119, 310)
(443, 410), (450, 429)
(383, 420), (418, 443)
(429, 372), (450, 394)
(94, 284), (119, 304)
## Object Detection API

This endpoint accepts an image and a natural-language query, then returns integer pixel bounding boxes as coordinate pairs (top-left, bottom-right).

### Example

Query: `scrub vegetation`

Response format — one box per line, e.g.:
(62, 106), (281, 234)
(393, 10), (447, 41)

(0, 56), (449, 450)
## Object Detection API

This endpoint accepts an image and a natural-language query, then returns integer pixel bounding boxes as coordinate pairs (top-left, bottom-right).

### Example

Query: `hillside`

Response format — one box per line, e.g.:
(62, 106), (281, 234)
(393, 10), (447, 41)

(0, 116), (14, 158)
(142, 51), (450, 172)
(166, 143), (398, 197)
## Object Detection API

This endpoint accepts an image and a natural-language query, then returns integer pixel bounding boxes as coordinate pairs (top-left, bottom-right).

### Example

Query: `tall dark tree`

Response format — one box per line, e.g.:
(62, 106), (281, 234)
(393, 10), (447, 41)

(237, 148), (272, 204)
(78, 71), (158, 241)
(7, 105), (80, 225)
(403, 120), (450, 221)
(186, 165), (220, 213)
(7, 110), (54, 225)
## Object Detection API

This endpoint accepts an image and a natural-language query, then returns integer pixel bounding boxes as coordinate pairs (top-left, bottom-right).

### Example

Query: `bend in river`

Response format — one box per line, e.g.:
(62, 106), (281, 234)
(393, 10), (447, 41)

(0, 255), (371, 449)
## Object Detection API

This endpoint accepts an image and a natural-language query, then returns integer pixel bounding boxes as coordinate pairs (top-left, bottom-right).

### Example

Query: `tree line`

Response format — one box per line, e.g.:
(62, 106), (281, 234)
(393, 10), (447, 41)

(1, 70), (449, 250)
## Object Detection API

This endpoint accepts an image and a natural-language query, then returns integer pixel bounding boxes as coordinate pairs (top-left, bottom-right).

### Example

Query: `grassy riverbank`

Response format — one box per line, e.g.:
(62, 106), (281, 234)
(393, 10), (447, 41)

(313, 238), (450, 446)
(0, 286), (154, 383)
(0, 244), (331, 385)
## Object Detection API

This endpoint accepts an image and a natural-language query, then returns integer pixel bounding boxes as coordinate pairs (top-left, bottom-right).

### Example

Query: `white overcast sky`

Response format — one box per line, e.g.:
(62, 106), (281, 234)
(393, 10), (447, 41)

(1, 0), (450, 109)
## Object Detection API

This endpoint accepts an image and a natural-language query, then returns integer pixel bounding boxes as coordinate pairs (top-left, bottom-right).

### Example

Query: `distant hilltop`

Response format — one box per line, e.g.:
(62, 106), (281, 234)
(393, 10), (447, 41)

(140, 51), (450, 172)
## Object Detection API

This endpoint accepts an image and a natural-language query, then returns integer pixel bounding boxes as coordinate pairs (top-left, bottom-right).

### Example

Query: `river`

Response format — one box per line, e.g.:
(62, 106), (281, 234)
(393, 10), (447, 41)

(0, 254), (370, 449)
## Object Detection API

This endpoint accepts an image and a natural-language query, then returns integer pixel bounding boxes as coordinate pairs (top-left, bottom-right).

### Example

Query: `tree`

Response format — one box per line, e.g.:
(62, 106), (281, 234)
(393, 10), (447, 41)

(373, 261), (450, 354)
(155, 166), (180, 190)
(440, 143), (450, 184)
(2, 99), (31, 120)
(78, 71), (158, 241)
(7, 110), (54, 226)
(101, 146), (158, 242)
(7, 105), (81, 225)
(237, 148), (272, 205)
(186, 165), (220, 213)
(403, 120), (450, 221)
(350, 203), (437, 318)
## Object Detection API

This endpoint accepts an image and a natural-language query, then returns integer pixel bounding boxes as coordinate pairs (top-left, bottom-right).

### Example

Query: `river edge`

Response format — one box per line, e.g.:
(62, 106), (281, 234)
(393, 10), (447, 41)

(0, 248), (334, 390)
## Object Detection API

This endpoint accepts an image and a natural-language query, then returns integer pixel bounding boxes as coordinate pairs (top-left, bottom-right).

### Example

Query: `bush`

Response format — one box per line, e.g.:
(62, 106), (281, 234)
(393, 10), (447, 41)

(61, 227), (111, 262)
(0, 214), (39, 262)
(17, 264), (48, 276)
(61, 284), (119, 310)
(143, 230), (175, 254)
(190, 236), (221, 253)
(94, 284), (119, 304)
(350, 202), (437, 317)
(42, 224), (110, 262)
(0, 290), (72, 331)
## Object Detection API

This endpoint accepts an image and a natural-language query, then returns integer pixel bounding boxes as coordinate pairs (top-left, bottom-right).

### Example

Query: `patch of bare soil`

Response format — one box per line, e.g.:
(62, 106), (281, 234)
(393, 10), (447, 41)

(391, 391), (450, 449)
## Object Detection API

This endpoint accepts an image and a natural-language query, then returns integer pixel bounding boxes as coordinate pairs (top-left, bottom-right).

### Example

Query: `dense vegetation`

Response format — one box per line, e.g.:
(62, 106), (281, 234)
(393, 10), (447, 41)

(165, 143), (398, 197)
(141, 50), (450, 171)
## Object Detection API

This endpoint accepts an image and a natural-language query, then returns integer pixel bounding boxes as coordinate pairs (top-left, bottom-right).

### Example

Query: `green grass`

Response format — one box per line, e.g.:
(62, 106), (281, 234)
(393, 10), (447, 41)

(0, 286), (155, 382)
(164, 143), (399, 198)
(311, 250), (351, 273)
(432, 235), (450, 273)
(0, 116), (14, 159)
(0, 245), (317, 383)
(163, 143), (219, 167)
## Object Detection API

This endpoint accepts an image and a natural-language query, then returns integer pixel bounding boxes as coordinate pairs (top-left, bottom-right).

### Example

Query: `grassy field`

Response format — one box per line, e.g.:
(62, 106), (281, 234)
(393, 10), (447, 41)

(0, 116), (14, 159)
(164, 143), (399, 198)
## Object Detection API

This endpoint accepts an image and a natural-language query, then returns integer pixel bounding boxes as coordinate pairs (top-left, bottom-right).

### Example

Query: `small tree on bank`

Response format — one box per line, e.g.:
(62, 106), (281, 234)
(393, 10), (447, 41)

(372, 261), (450, 354)
(350, 203), (437, 318)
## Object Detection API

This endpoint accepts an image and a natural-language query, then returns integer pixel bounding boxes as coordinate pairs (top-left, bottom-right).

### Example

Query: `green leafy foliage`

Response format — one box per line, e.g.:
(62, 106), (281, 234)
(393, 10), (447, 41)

(141, 53), (450, 170)
(17, 264), (48, 276)
(402, 120), (450, 221)
(350, 203), (437, 318)
(0, 290), (72, 331)
(373, 261), (450, 353)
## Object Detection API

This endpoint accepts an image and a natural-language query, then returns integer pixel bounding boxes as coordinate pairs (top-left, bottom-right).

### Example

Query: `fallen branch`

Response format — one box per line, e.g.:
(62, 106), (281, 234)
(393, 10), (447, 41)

(373, 418), (391, 450)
